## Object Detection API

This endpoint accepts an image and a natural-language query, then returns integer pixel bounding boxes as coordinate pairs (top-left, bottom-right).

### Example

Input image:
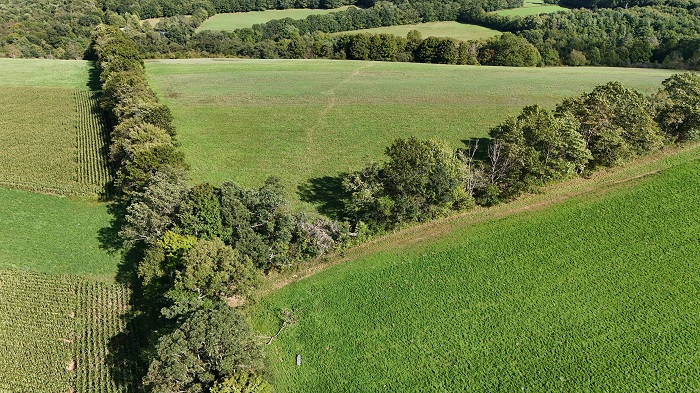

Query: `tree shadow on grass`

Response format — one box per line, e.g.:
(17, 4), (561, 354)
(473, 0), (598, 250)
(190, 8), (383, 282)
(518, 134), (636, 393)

(297, 175), (349, 220)
(460, 138), (492, 162)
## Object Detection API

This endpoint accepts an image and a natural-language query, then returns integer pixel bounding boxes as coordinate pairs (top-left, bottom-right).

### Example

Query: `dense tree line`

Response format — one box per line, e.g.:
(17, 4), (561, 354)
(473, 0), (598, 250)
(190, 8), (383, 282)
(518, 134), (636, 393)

(341, 73), (700, 230)
(93, 25), (359, 392)
(460, 4), (700, 69)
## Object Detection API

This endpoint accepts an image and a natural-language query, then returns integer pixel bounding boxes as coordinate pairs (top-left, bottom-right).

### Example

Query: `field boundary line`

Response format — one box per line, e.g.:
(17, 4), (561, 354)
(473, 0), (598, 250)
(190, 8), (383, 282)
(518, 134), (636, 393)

(263, 143), (700, 292)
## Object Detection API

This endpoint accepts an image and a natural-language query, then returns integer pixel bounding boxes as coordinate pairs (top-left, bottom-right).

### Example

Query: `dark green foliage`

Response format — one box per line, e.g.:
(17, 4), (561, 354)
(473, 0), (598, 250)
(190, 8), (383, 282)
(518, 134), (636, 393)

(116, 144), (188, 197)
(121, 167), (190, 246)
(143, 302), (265, 393)
(0, 0), (103, 59)
(416, 36), (459, 64)
(487, 105), (591, 199)
(175, 238), (259, 298)
(343, 137), (468, 229)
(219, 178), (295, 270)
(655, 72), (700, 142)
(557, 82), (664, 168)
(462, 5), (700, 70)
(479, 32), (541, 66)
(176, 183), (225, 239)
(211, 373), (272, 393)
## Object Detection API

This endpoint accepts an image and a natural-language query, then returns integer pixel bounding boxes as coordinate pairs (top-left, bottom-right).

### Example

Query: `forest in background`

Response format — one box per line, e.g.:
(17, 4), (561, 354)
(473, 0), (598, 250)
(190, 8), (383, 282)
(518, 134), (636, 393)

(0, 0), (698, 69)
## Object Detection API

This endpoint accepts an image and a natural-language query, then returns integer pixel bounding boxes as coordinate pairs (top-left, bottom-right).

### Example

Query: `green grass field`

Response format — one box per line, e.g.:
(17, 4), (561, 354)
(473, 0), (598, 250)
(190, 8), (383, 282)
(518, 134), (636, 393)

(0, 188), (120, 278)
(196, 6), (351, 31)
(333, 21), (500, 41)
(0, 58), (94, 89)
(146, 59), (677, 209)
(251, 143), (700, 392)
(0, 59), (111, 196)
(494, 0), (568, 16)
(0, 270), (131, 393)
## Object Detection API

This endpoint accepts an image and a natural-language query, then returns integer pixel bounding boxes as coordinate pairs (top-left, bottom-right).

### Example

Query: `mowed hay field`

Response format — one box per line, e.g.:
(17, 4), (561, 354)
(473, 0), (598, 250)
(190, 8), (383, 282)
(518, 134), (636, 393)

(196, 6), (351, 31)
(0, 270), (133, 393)
(0, 59), (110, 196)
(333, 21), (500, 41)
(146, 59), (677, 207)
(251, 144), (700, 392)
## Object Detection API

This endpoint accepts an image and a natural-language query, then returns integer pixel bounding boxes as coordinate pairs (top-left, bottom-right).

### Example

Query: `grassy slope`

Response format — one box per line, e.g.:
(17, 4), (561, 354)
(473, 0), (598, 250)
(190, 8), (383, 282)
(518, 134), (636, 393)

(146, 59), (676, 209)
(251, 143), (700, 392)
(332, 21), (500, 41)
(494, 0), (568, 16)
(0, 188), (120, 278)
(197, 6), (351, 31)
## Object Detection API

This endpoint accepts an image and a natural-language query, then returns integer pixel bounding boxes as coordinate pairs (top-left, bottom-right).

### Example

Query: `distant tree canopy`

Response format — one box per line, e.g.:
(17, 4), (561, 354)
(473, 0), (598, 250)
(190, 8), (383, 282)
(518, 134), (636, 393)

(460, 5), (700, 69)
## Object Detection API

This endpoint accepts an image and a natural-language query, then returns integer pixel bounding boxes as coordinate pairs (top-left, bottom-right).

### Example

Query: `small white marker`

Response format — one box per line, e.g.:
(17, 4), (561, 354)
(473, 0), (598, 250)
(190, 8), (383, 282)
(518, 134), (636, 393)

(296, 354), (301, 366)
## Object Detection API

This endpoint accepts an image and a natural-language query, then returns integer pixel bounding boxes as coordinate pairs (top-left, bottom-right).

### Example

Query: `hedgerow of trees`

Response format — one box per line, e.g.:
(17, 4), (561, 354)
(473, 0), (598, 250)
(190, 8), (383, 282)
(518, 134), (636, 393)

(342, 72), (700, 229)
(93, 25), (353, 392)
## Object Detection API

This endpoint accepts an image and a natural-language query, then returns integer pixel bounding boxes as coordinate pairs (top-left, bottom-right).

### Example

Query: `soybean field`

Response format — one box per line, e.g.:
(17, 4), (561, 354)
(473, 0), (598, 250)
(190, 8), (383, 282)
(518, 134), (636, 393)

(146, 59), (677, 209)
(251, 143), (700, 392)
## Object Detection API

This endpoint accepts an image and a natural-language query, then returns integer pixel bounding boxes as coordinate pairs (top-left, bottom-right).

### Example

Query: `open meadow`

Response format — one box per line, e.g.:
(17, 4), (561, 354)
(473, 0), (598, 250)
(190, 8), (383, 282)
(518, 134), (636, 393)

(0, 187), (121, 277)
(146, 59), (677, 209)
(494, 0), (568, 16)
(0, 59), (111, 196)
(251, 143), (700, 392)
(332, 21), (500, 41)
(196, 6), (351, 31)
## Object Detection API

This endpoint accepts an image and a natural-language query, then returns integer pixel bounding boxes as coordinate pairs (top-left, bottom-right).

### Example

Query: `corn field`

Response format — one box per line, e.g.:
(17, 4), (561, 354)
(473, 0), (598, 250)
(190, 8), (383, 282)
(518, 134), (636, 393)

(0, 270), (131, 393)
(74, 90), (112, 196)
(0, 87), (112, 197)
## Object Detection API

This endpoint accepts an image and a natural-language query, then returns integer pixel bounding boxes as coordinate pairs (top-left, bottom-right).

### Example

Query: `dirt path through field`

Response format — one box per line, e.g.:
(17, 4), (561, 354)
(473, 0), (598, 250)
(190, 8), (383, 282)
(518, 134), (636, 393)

(263, 143), (700, 293)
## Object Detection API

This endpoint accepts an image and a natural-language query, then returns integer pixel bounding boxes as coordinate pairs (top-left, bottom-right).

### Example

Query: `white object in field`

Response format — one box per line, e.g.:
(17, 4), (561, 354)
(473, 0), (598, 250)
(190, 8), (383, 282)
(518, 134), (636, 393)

(296, 354), (301, 366)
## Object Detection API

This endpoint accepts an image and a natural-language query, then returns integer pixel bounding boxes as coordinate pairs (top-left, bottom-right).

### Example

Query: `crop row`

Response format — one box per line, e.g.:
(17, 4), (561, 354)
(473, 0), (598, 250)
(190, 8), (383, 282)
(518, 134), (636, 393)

(74, 280), (134, 393)
(74, 90), (112, 195)
(0, 270), (132, 393)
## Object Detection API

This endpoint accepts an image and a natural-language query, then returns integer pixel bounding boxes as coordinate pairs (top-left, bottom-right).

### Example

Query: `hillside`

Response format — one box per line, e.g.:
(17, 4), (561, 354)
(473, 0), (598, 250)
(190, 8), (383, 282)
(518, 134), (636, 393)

(146, 59), (677, 209)
(251, 143), (700, 391)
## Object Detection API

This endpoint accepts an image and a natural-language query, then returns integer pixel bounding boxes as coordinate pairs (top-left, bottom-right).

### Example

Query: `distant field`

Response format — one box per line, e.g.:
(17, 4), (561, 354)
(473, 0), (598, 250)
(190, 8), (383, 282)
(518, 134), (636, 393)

(494, 0), (568, 16)
(0, 188), (120, 278)
(146, 59), (676, 209)
(333, 21), (500, 41)
(196, 6), (351, 31)
(0, 59), (110, 196)
(252, 144), (700, 392)
(0, 270), (132, 393)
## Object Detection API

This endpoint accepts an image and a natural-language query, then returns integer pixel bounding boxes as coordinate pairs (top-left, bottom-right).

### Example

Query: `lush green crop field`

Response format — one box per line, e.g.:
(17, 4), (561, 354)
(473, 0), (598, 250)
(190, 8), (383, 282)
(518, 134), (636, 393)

(494, 0), (568, 16)
(333, 21), (500, 41)
(0, 59), (111, 196)
(0, 270), (131, 393)
(251, 144), (700, 392)
(146, 59), (676, 208)
(196, 6), (351, 31)
(0, 188), (120, 278)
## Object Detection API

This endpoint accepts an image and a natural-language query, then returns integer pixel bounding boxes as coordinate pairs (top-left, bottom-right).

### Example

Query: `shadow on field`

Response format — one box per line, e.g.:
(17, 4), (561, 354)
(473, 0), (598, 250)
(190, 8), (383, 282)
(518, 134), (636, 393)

(297, 175), (349, 220)
(87, 61), (102, 92)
